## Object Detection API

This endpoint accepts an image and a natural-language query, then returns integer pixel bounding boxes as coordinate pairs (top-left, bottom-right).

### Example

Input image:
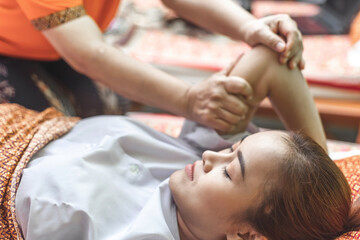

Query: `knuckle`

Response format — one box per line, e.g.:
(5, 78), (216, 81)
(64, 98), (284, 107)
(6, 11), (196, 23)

(205, 102), (219, 112)
(239, 105), (248, 115)
(279, 13), (291, 19)
(210, 89), (224, 101)
(208, 103), (219, 112)
(232, 104), (247, 116)
(201, 114), (212, 123)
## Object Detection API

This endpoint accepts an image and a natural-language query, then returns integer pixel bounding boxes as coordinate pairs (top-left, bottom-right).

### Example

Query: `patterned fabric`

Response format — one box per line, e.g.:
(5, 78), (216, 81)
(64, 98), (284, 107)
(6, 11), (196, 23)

(335, 154), (360, 240)
(31, 5), (86, 31)
(0, 104), (79, 240)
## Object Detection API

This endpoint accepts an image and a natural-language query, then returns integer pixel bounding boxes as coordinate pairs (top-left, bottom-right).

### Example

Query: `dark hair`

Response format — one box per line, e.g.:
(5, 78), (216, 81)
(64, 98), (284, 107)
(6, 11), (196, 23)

(245, 132), (360, 240)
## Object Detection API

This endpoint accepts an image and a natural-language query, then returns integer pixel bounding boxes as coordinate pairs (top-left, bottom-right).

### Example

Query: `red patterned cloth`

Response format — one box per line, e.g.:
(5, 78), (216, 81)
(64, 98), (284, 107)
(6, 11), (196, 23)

(0, 104), (79, 240)
(335, 154), (360, 240)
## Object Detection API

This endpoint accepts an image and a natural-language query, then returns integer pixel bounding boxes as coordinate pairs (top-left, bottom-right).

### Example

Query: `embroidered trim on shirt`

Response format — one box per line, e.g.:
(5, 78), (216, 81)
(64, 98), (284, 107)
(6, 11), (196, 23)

(31, 5), (86, 31)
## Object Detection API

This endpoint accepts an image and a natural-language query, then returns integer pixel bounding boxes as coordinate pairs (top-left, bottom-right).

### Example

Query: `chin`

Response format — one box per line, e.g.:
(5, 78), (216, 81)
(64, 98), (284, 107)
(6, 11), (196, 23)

(169, 169), (188, 205)
(169, 169), (183, 191)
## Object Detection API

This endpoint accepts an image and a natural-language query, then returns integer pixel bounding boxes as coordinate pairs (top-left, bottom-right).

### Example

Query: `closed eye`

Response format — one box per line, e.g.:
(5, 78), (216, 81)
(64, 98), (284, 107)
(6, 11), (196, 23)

(229, 145), (234, 153)
(222, 166), (231, 180)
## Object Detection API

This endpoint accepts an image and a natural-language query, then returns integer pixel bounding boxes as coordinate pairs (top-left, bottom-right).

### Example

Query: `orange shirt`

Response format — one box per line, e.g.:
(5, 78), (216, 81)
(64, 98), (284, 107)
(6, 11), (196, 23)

(0, 0), (121, 60)
(350, 11), (360, 44)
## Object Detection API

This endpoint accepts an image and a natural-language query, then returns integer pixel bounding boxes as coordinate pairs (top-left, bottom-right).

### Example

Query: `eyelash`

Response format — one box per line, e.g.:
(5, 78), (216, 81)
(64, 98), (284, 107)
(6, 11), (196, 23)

(223, 166), (231, 180)
(224, 146), (235, 179)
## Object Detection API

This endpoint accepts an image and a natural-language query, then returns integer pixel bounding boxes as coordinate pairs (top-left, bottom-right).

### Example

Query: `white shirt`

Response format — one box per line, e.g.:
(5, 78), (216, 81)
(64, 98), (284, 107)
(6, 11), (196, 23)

(15, 116), (248, 240)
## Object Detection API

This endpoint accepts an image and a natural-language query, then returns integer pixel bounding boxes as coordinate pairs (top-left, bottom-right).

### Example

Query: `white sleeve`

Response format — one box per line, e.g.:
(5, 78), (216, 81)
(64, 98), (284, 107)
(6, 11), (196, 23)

(178, 120), (258, 152)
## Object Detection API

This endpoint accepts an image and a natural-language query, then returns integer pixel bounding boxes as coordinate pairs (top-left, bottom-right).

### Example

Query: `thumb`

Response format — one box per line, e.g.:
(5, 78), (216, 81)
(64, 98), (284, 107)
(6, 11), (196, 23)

(219, 53), (244, 76)
(224, 76), (253, 100)
(259, 28), (286, 53)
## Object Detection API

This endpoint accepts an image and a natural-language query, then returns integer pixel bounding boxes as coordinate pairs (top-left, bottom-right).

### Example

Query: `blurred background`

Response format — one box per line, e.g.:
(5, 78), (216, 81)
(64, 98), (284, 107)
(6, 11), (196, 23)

(105, 0), (360, 143)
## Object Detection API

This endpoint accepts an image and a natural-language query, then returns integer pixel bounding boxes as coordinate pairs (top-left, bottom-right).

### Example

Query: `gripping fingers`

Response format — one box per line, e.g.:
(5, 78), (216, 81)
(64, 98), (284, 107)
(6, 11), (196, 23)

(279, 50), (290, 65)
(199, 96), (249, 133)
(274, 15), (304, 69)
(286, 34), (303, 69)
(217, 105), (247, 124)
(221, 93), (249, 116)
(224, 76), (253, 100)
(209, 107), (250, 134)
(288, 54), (301, 69)
(208, 118), (235, 134)
(208, 112), (247, 133)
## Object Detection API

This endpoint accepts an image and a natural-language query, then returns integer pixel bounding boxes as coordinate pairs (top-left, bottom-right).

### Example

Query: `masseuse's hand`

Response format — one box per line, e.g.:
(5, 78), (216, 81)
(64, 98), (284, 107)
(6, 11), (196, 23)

(242, 14), (305, 70)
(185, 56), (253, 133)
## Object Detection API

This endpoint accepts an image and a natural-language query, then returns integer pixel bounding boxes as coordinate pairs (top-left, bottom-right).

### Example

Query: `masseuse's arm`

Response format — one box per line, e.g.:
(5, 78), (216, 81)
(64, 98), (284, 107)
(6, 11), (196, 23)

(42, 16), (252, 133)
(162, 0), (305, 70)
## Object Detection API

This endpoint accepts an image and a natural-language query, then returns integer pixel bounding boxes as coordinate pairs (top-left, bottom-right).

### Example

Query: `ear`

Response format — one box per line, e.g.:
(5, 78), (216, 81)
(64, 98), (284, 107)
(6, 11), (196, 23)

(226, 232), (241, 240)
(226, 232), (267, 240)
(249, 232), (267, 240)
(226, 226), (268, 240)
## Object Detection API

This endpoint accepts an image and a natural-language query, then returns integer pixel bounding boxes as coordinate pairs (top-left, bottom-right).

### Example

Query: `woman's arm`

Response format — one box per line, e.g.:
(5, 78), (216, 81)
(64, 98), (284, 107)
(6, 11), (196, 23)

(228, 45), (327, 152)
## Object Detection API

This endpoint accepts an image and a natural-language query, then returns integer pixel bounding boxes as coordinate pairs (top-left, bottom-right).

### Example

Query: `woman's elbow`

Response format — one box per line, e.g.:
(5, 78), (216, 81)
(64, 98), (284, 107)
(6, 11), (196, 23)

(161, 0), (182, 9)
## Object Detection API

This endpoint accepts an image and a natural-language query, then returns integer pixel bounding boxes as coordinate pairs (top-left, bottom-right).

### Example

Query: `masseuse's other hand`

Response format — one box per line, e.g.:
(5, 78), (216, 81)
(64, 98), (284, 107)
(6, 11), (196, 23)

(242, 14), (305, 70)
(185, 56), (253, 133)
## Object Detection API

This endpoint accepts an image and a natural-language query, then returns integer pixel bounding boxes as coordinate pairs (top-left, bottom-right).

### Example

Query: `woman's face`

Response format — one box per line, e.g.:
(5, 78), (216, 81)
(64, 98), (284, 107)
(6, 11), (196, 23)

(169, 130), (289, 240)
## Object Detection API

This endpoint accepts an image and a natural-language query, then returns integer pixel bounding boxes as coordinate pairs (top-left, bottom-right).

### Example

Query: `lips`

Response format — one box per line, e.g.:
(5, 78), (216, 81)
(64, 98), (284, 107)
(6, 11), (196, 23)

(185, 162), (195, 181)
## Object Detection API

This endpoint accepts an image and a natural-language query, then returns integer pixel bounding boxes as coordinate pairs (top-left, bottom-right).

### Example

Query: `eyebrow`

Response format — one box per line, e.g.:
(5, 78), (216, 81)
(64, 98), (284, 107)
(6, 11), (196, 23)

(237, 151), (245, 180)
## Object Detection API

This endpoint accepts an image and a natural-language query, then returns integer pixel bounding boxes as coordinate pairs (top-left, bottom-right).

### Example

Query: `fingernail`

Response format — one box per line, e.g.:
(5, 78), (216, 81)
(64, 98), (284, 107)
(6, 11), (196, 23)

(275, 42), (285, 51)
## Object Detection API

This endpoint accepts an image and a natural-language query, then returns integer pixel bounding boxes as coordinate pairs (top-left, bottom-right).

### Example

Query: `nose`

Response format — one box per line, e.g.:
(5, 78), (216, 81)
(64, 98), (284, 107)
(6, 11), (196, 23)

(202, 150), (221, 173)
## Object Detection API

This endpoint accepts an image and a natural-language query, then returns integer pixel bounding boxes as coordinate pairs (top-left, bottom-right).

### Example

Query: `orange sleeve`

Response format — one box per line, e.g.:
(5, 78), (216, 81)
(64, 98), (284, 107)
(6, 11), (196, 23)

(350, 11), (360, 44)
(15, 0), (83, 20)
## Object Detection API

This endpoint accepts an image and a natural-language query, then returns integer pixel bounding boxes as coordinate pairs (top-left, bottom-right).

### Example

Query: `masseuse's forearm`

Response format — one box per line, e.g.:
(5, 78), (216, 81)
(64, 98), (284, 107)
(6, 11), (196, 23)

(43, 16), (191, 118)
(161, 0), (255, 41)
(83, 44), (191, 117)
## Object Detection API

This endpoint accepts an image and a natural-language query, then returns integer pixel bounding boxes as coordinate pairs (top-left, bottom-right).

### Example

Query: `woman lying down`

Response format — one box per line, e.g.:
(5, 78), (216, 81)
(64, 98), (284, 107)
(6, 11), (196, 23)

(4, 46), (360, 240)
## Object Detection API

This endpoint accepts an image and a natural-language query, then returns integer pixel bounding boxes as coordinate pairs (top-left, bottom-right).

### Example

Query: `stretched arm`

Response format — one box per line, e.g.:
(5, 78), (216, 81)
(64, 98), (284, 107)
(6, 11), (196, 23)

(161, 0), (305, 69)
(227, 45), (327, 152)
(42, 16), (252, 132)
